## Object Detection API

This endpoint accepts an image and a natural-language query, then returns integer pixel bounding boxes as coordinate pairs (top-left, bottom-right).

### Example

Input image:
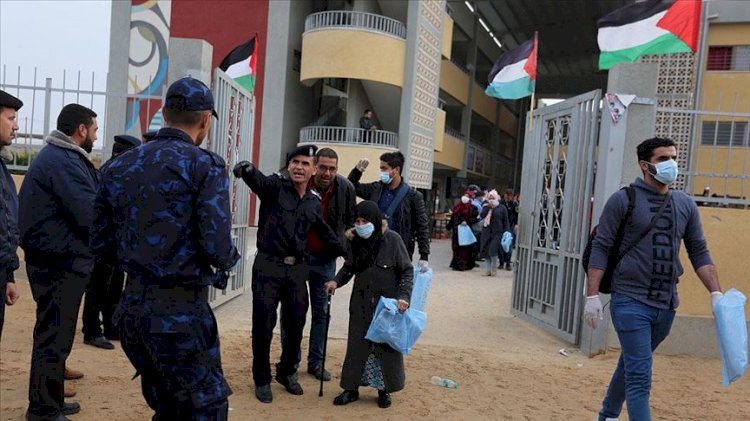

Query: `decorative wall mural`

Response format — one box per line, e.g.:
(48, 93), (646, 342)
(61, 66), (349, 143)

(126, 0), (171, 133)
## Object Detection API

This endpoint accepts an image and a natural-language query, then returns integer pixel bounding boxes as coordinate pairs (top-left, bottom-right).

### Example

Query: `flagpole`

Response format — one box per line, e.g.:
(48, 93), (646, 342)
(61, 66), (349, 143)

(527, 31), (538, 132)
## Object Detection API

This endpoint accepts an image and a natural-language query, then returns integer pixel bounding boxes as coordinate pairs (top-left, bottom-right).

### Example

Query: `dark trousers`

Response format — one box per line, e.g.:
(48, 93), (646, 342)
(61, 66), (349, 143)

(82, 261), (113, 339)
(26, 263), (88, 419)
(118, 283), (230, 421)
(281, 257), (336, 368)
(251, 252), (309, 386)
(103, 270), (125, 336)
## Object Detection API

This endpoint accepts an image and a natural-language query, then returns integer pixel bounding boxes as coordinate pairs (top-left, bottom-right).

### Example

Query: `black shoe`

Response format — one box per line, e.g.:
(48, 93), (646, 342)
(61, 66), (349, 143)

(104, 330), (120, 341)
(333, 390), (359, 406)
(275, 373), (303, 395)
(61, 401), (81, 415)
(255, 384), (273, 403)
(84, 336), (115, 350)
(505, 262), (512, 271)
(307, 364), (332, 381)
(377, 391), (391, 408)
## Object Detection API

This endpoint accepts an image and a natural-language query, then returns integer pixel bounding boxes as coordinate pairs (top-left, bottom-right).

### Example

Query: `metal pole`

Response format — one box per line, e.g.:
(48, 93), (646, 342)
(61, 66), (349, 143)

(318, 295), (332, 397)
(43, 78), (52, 137)
(687, 1), (713, 195)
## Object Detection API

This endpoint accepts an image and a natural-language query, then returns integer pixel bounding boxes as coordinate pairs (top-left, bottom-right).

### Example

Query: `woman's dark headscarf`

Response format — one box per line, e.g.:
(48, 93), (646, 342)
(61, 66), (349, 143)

(350, 200), (384, 273)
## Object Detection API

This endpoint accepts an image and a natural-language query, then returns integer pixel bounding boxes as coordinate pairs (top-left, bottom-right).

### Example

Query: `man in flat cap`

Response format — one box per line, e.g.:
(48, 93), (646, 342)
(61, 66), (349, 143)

(0, 90), (23, 343)
(233, 144), (346, 403)
(92, 77), (239, 420)
(81, 134), (142, 350)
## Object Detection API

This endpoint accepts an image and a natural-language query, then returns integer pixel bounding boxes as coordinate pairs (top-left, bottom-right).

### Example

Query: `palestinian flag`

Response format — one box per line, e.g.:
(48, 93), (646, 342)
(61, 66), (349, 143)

(219, 36), (258, 94)
(485, 34), (538, 100)
(597, 0), (701, 70)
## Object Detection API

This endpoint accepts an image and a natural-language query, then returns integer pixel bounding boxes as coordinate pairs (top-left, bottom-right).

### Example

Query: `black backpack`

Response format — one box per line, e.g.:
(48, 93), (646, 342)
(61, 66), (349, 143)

(581, 187), (636, 294)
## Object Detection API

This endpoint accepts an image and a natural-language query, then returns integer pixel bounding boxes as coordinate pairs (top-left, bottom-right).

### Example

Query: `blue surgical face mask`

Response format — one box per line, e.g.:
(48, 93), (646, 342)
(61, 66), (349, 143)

(379, 171), (392, 184)
(355, 222), (375, 239)
(461, 196), (470, 204)
(646, 159), (679, 185)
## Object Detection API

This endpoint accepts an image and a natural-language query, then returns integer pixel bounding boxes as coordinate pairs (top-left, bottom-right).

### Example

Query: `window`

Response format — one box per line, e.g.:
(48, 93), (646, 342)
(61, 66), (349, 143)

(707, 46), (750, 71)
(701, 121), (749, 147)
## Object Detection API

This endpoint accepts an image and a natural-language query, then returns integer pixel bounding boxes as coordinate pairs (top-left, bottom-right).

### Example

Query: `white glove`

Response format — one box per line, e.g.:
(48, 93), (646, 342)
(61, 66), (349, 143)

(711, 291), (723, 307)
(418, 260), (429, 273)
(356, 158), (369, 172)
(584, 295), (603, 329)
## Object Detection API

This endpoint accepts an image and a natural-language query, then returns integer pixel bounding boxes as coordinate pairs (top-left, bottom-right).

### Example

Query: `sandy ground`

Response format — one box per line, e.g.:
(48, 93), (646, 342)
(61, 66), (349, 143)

(2, 239), (749, 420)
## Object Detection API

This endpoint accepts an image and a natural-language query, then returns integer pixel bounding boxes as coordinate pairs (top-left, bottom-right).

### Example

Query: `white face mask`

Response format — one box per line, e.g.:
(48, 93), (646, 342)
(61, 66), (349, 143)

(461, 196), (470, 204)
(645, 159), (679, 185)
(489, 199), (500, 207)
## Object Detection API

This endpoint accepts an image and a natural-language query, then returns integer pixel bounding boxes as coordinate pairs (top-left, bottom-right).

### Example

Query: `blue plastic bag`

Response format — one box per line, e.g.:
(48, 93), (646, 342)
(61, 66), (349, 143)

(457, 224), (477, 246)
(365, 297), (427, 354)
(410, 267), (433, 313)
(501, 231), (513, 253)
(713, 288), (748, 386)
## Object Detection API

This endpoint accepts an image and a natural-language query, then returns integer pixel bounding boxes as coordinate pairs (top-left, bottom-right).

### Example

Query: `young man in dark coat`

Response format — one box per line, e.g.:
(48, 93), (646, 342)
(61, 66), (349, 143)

(347, 151), (430, 272)
(325, 200), (413, 409)
(19, 104), (99, 420)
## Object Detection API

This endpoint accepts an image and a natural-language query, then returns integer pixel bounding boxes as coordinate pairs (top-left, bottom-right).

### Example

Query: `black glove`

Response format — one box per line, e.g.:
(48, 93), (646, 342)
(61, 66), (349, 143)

(233, 161), (252, 178)
(210, 270), (230, 290)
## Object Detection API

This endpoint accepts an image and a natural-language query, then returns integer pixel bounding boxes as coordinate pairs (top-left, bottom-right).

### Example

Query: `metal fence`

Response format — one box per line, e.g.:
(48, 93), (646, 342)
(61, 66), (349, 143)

(0, 65), (162, 172)
(656, 106), (750, 208)
(443, 126), (464, 139)
(299, 126), (399, 148)
(206, 69), (255, 307)
(304, 11), (407, 39)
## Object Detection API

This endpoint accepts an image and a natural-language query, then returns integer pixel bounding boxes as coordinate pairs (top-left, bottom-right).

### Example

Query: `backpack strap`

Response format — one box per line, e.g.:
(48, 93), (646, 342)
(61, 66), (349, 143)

(610, 186), (636, 259)
(383, 182), (410, 227)
(616, 190), (671, 261)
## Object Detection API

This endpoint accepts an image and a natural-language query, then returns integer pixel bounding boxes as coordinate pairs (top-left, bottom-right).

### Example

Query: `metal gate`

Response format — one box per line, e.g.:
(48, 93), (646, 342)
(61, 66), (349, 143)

(512, 90), (601, 343)
(206, 69), (255, 307)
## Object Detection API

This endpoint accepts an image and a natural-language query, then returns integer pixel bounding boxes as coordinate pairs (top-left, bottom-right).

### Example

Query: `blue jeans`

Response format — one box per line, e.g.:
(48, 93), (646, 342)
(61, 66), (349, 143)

(280, 256), (336, 368)
(599, 293), (676, 421)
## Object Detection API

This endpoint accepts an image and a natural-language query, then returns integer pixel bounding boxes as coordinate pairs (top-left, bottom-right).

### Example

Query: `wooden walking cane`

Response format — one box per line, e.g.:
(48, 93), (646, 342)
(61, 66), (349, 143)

(319, 294), (332, 397)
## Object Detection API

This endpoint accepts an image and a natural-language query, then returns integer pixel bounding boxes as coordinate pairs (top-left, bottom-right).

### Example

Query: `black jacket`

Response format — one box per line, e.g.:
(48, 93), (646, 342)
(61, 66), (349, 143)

(0, 157), (19, 281)
(318, 174), (356, 243)
(347, 167), (430, 260)
(19, 131), (99, 275)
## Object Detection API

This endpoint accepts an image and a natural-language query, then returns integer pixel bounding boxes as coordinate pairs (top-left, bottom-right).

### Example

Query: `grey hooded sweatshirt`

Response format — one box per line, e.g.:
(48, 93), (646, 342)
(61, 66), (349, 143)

(590, 178), (713, 309)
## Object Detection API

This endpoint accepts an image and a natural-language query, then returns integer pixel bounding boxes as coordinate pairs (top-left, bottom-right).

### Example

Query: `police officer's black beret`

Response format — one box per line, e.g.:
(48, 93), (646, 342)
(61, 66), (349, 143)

(112, 134), (141, 155)
(0, 90), (23, 110)
(286, 145), (318, 164)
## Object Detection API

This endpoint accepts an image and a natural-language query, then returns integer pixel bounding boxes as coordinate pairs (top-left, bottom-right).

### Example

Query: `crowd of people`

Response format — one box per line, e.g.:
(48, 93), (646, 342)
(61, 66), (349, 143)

(447, 185), (519, 276)
(0, 79), (434, 420)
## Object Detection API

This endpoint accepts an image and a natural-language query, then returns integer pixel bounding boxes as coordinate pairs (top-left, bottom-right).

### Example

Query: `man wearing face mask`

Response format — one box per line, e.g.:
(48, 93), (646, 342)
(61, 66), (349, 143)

(19, 103), (100, 420)
(92, 77), (240, 420)
(584, 137), (723, 421)
(347, 151), (430, 272)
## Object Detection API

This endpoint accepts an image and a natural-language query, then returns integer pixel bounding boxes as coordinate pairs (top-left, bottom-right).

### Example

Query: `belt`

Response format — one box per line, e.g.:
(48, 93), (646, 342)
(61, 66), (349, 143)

(125, 282), (207, 302)
(259, 251), (304, 266)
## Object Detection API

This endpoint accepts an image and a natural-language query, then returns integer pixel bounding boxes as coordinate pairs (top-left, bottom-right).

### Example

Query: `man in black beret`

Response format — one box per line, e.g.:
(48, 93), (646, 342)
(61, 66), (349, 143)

(81, 133), (143, 350)
(233, 144), (346, 403)
(0, 90), (23, 343)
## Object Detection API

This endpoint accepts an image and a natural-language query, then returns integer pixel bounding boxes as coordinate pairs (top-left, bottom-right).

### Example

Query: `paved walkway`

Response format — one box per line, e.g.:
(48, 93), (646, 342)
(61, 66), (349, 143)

(214, 231), (568, 354)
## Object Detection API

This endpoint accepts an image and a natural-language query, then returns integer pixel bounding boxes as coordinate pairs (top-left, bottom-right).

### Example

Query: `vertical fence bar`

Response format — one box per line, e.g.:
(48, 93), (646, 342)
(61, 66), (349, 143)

(43, 78), (52, 137)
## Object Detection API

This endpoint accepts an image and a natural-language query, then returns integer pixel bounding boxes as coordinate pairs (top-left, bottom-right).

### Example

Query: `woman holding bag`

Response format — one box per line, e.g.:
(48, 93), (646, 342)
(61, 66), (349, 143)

(447, 191), (479, 271)
(479, 190), (509, 276)
(324, 201), (413, 409)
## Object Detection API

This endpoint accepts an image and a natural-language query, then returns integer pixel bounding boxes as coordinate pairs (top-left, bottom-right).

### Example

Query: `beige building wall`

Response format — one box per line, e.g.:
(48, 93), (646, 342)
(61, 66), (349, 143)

(434, 109), (446, 152)
(434, 133), (465, 170)
(694, 22), (750, 197)
(441, 15), (453, 59)
(677, 207), (750, 316)
(300, 30), (406, 87)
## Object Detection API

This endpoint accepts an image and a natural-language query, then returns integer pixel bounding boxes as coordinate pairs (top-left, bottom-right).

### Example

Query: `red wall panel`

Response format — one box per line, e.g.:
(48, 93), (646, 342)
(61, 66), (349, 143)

(171, 0), (269, 223)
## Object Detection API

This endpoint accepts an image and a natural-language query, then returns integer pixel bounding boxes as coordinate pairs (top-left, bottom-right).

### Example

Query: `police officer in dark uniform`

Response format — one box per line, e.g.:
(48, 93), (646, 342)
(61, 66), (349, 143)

(233, 145), (346, 404)
(92, 77), (239, 420)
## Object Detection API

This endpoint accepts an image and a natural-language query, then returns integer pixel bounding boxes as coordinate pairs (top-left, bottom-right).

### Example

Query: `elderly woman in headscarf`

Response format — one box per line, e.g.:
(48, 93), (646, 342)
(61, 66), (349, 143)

(479, 189), (510, 276)
(446, 190), (479, 271)
(324, 200), (413, 409)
